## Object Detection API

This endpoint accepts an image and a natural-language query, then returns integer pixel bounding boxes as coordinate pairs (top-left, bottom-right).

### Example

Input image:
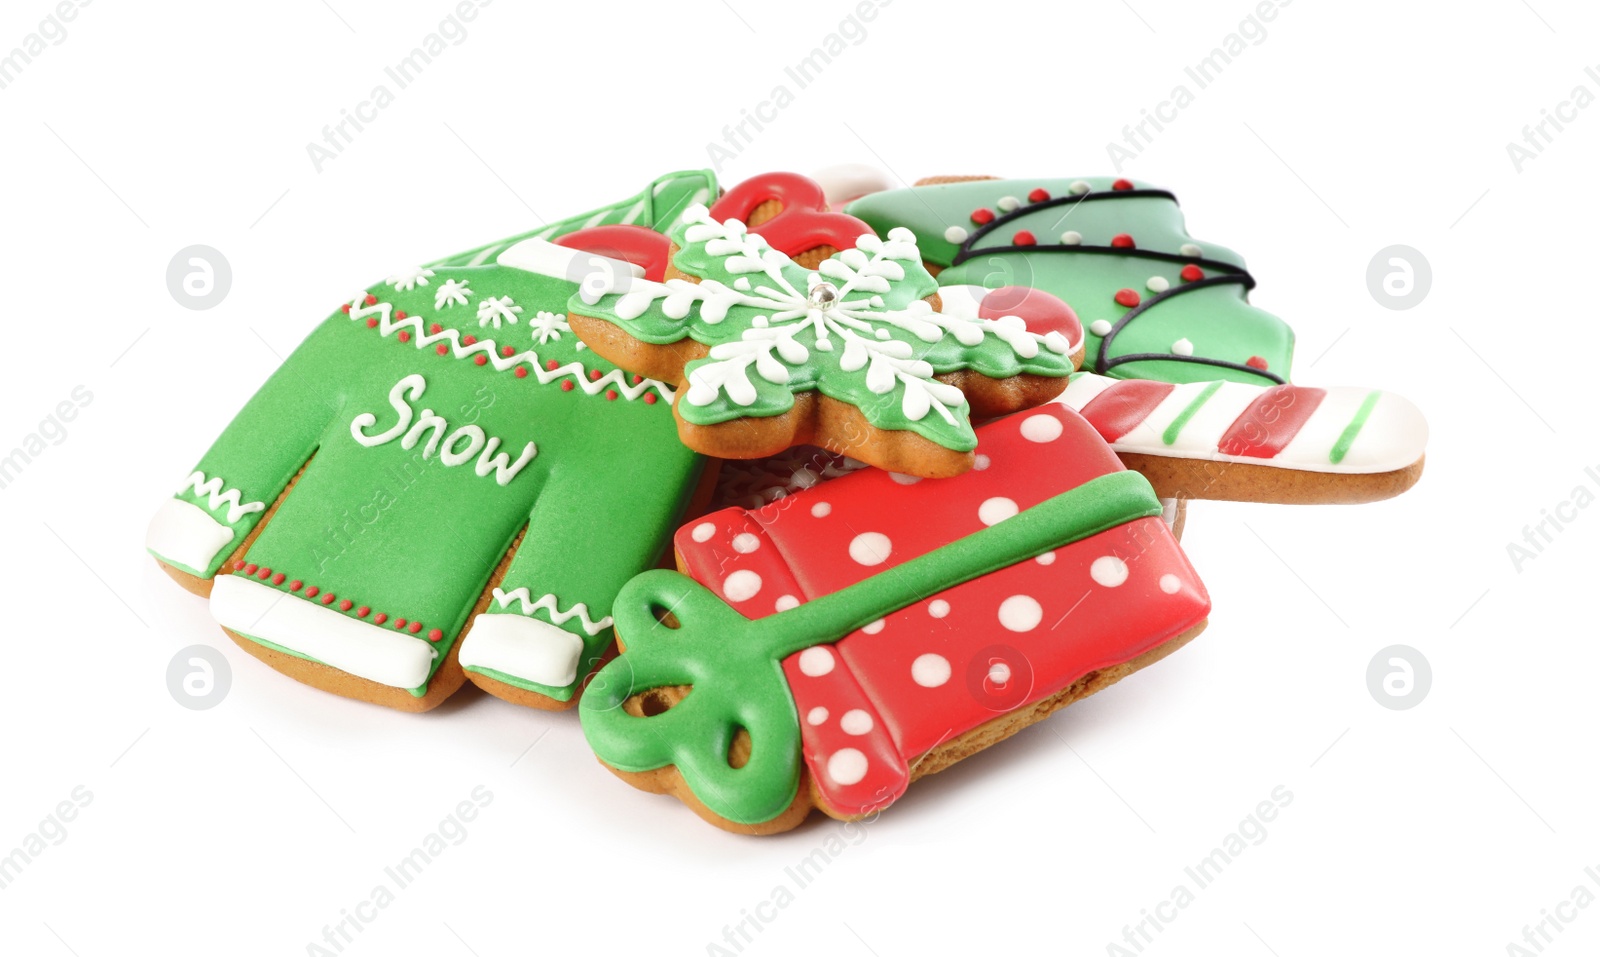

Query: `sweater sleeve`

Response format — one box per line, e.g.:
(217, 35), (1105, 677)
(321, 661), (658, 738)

(144, 315), (347, 578)
(457, 417), (704, 702)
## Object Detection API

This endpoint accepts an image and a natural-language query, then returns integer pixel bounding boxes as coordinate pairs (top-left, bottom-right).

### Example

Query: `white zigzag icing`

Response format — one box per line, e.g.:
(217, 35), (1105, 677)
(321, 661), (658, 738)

(348, 296), (675, 403)
(181, 471), (266, 524)
(491, 588), (613, 636)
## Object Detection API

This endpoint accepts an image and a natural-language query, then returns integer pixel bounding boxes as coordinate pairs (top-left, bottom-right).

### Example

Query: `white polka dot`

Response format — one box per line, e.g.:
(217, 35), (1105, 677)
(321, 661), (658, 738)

(1061, 230), (1083, 245)
(731, 532), (761, 554)
(1160, 574), (1182, 594)
(1171, 338), (1194, 357)
(1070, 180), (1091, 194)
(974, 454), (991, 470)
(988, 662), (1012, 685)
(1091, 556), (1130, 587)
(1090, 319), (1113, 337)
(827, 748), (869, 785)
(1146, 276), (1170, 293)
(1180, 243), (1203, 257)
(724, 570), (762, 602)
(888, 472), (922, 485)
(798, 646), (835, 677)
(1020, 414), (1064, 443)
(691, 522), (716, 543)
(840, 709), (874, 735)
(912, 653), (951, 687)
(849, 532), (892, 566)
(775, 594), (800, 612)
(999, 595), (1043, 632)
(944, 225), (969, 244)
(997, 195), (1020, 212)
(979, 497), (1019, 526)
(811, 502), (831, 518)
(1036, 550), (1056, 565)
(861, 618), (885, 635)
(807, 706), (829, 726)
(928, 599), (950, 618)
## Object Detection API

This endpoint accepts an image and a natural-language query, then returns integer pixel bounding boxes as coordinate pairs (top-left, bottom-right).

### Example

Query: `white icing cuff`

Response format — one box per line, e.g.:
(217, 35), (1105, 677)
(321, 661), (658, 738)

(210, 576), (438, 690)
(808, 163), (893, 208)
(496, 239), (645, 284)
(459, 613), (584, 689)
(147, 499), (235, 575)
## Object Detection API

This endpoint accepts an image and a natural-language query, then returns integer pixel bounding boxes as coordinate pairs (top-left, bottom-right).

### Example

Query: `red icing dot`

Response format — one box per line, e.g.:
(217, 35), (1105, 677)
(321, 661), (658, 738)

(395, 310), (407, 320)
(970, 208), (995, 225)
(427, 628), (443, 642)
(606, 389), (619, 401)
(289, 580), (303, 592)
(304, 585), (319, 598)
(256, 566), (271, 580)
(546, 359), (560, 371)
(474, 354), (488, 366)
(430, 323), (442, 334)
(271, 573), (285, 585)
(437, 343), (449, 356)
(408, 621), (423, 634)
(341, 304), (352, 314)
(243, 563), (257, 575)
(398, 330), (411, 343)
(644, 393), (658, 405)
(357, 605), (370, 618)
(339, 599), (353, 611)
(462, 335), (477, 345)
(366, 317), (378, 329)
(1114, 288), (1142, 308)
(561, 380), (574, 392)
(1028, 187), (1050, 203)
(632, 374), (643, 385)
(1247, 355), (1270, 370)
(394, 618), (408, 630)
(1013, 230), (1037, 246)
(364, 294), (378, 306)
(232, 560), (245, 570)
(589, 369), (602, 381)
(374, 612), (387, 625)
(1112, 178), (1134, 191)
(1180, 264), (1204, 282)
(321, 592), (336, 605)
(1111, 234), (1135, 249)
(502, 345), (516, 357)
(514, 366), (528, 378)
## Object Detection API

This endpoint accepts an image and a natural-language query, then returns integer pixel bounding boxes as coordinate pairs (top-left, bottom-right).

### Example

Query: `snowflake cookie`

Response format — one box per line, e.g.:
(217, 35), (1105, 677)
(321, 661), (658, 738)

(568, 202), (1084, 478)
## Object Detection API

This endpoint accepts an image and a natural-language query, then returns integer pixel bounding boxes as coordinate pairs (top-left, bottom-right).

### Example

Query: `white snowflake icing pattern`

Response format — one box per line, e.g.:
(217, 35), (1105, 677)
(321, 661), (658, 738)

(578, 205), (1071, 425)
(434, 279), (472, 310)
(529, 310), (570, 345)
(386, 266), (435, 292)
(477, 295), (523, 329)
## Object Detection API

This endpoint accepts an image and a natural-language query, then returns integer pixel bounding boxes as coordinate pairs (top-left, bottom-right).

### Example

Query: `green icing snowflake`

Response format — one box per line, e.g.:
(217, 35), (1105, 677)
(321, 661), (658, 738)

(571, 205), (1076, 452)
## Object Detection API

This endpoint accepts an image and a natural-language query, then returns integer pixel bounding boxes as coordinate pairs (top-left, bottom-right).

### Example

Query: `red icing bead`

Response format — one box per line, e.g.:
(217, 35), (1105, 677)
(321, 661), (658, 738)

(341, 304), (352, 314)
(233, 560), (245, 570)
(462, 335), (476, 345)
(1014, 230), (1037, 246)
(546, 359), (560, 371)
(589, 369), (602, 381)
(304, 585), (319, 598)
(364, 294), (377, 306)
(1180, 264), (1204, 282)
(271, 573), (285, 585)
(437, 343), (449, 355)
(561, 380), (574, 392)
(632, 374), (643, 385)
(357, 605), (370, 618)
(394, 618), (408, 630)
(289, 580), (303, 591)
(1028, 188), (1050, 203)
(514, 366), (528, 378)
(339, 599), (353, 611)
(502, 345), (516, 357)
(366, 317), (378, 329)
(1112, 178), (1134, 190)
(430, 323), (442, 334)
(1247, 356), (1270, 370)
(474, 354), (488, 366)
(970, 208), (995, 225)
(1114, 289), (1142, 308)
(1110, 234), (1135, 249)
(408, 621), (423, 634)
(427, 628), (443, 642)
(395, 310), (407, 320)
(398, 330), (411, 343)
(644, 393), (658, 405)
(321, 592), (336, 605)
(256, 566), (271, 580)
(374, 612), (387, 625)
(243, 563), (257, 575)
(606, 389), (619, 401)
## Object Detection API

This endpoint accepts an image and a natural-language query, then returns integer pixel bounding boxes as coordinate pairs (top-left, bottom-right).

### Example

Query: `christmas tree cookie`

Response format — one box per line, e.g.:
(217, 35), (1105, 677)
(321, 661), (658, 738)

(845, 176), (1297, 386)
(145, 171), (719, 712)
(568, 174), (1083, 479)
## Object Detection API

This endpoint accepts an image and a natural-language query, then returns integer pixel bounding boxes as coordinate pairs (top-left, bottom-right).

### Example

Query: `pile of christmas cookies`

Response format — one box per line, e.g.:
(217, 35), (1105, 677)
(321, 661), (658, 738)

(145, 168), (1427, 833)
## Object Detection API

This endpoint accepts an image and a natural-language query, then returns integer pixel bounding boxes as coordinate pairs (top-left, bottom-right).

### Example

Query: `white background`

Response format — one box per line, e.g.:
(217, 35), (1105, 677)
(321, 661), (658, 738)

(0, 0), (1594, 953)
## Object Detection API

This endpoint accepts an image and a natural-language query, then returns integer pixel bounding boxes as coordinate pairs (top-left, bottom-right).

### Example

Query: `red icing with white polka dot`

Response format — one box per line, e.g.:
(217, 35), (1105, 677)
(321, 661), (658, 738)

(673, 405), (1210, 817)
